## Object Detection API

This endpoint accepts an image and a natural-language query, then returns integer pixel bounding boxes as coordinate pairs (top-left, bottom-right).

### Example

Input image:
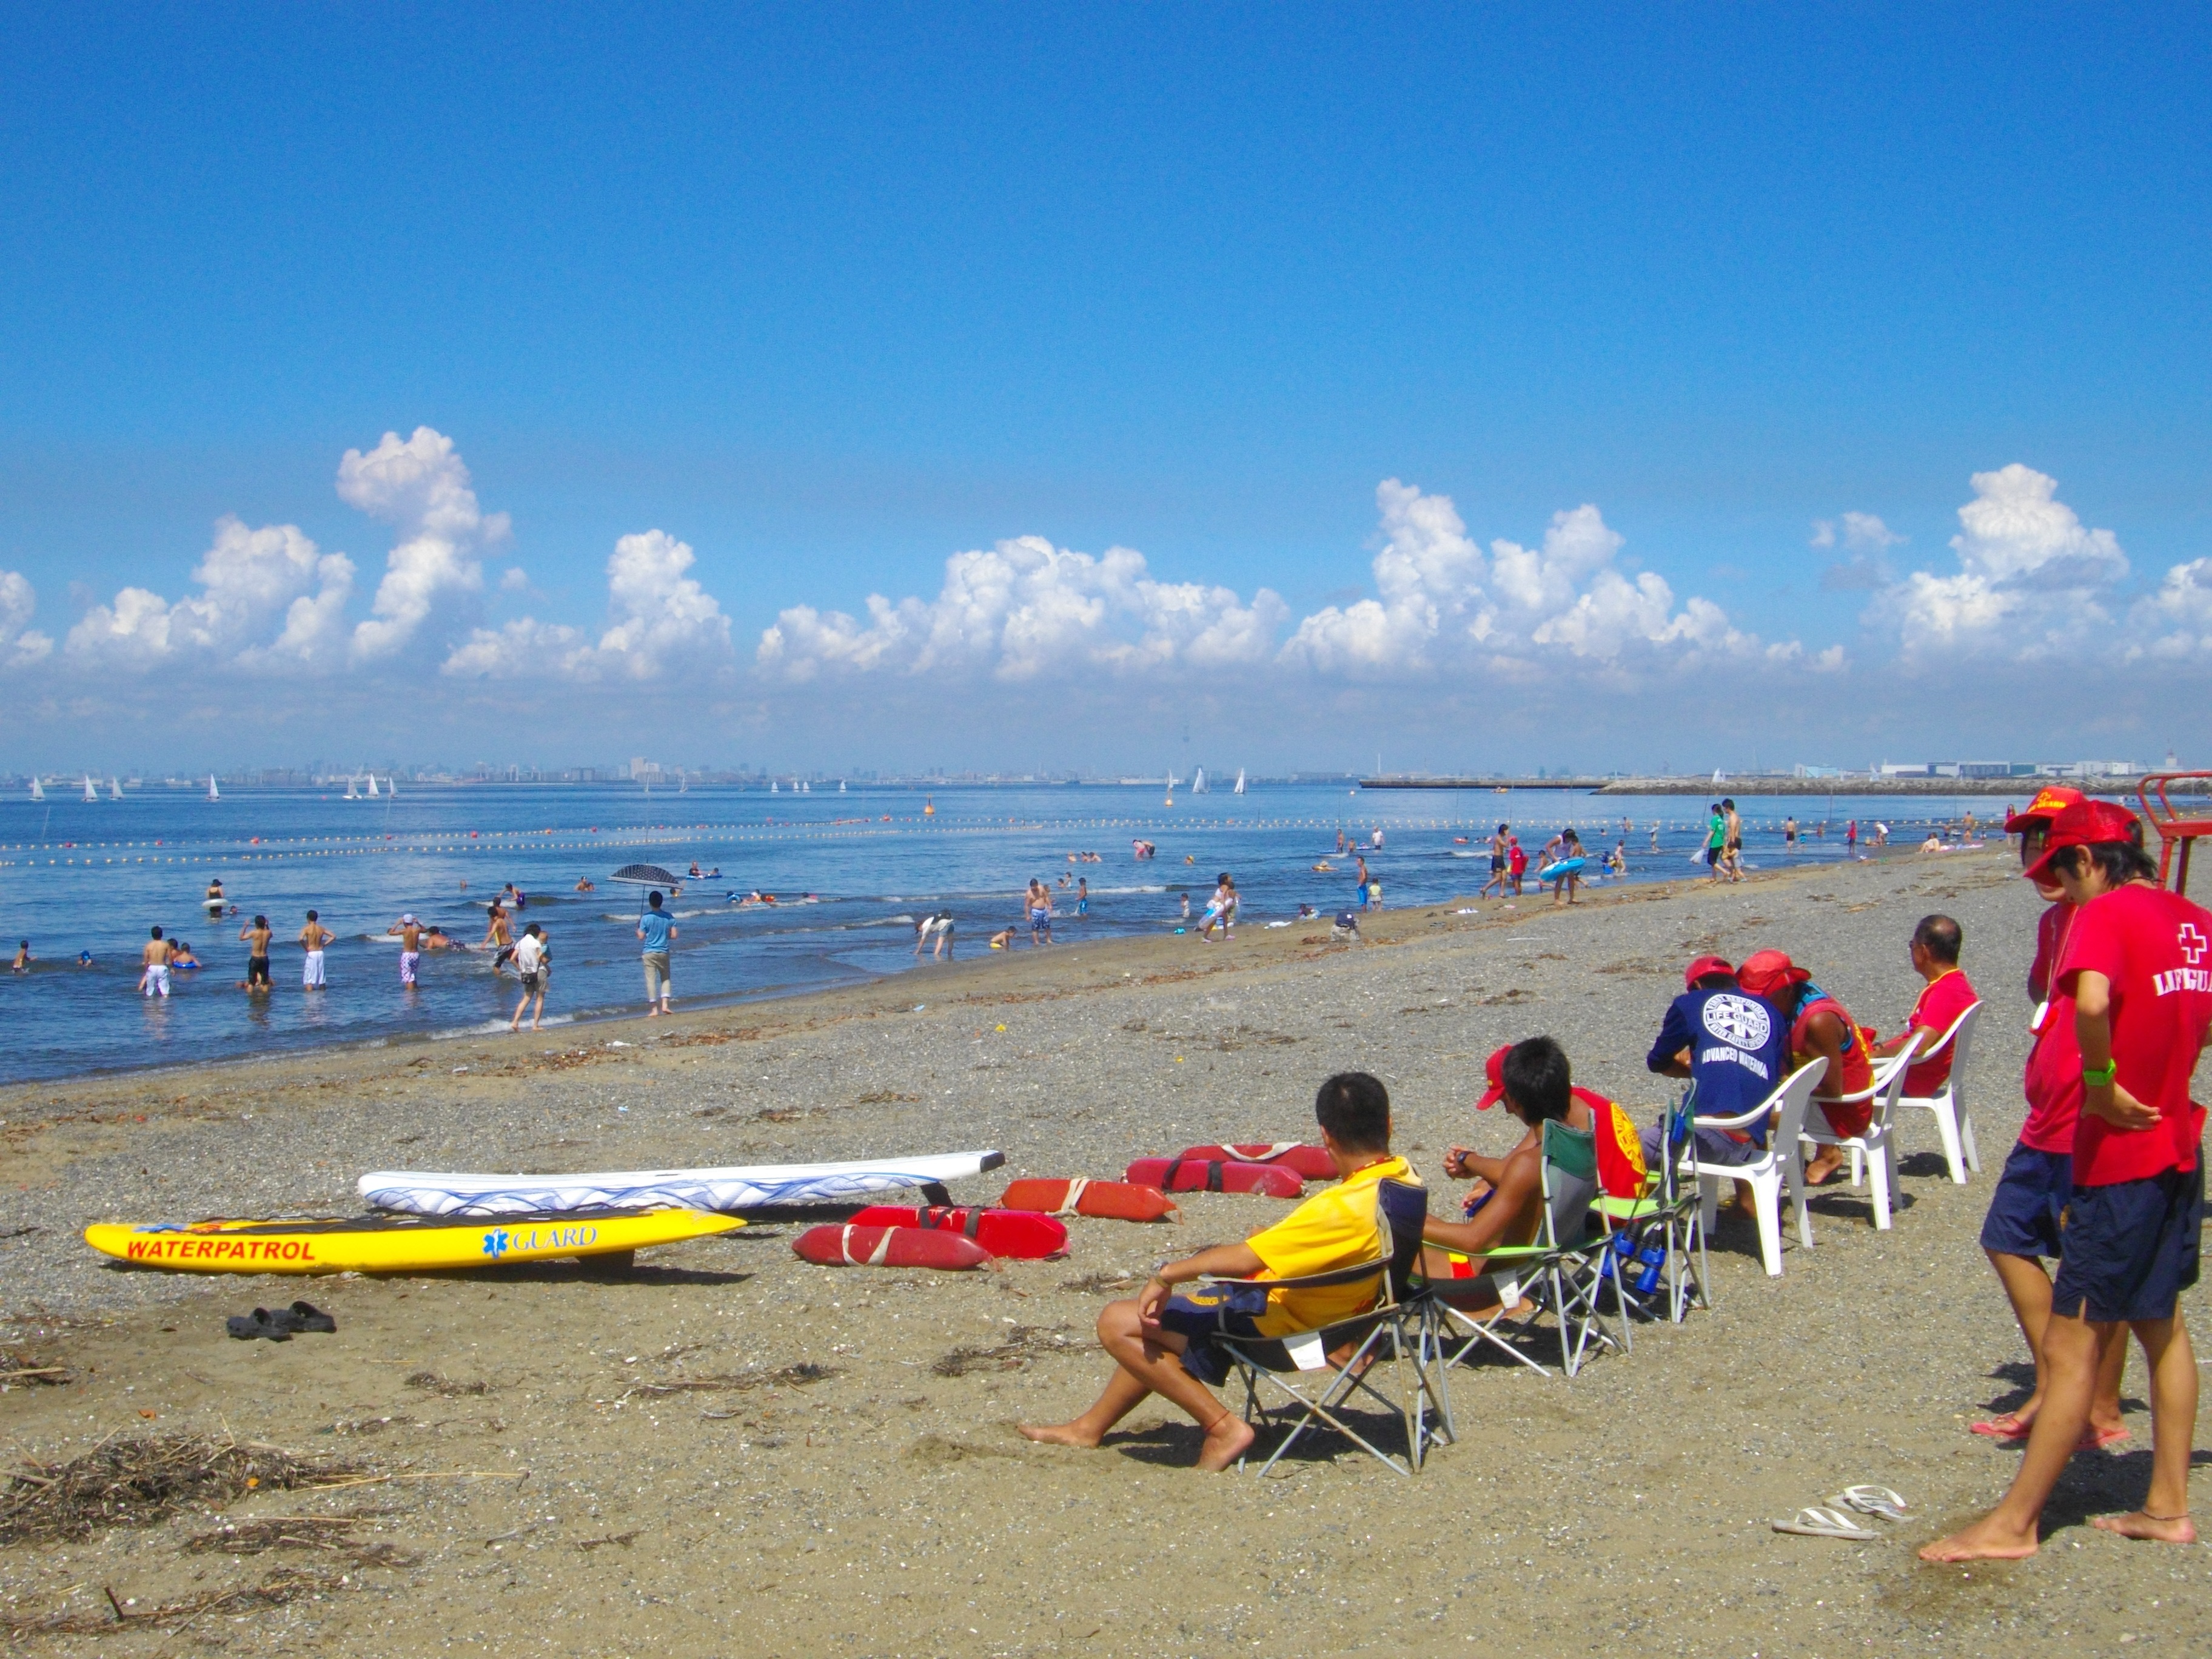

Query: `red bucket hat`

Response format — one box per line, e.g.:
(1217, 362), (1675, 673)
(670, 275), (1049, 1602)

(1683, 954), (1735, 989)
(2021, 799), (2143, 885)
(2003, 785), (2086, 836)
(1735, 949), (1811, 1000)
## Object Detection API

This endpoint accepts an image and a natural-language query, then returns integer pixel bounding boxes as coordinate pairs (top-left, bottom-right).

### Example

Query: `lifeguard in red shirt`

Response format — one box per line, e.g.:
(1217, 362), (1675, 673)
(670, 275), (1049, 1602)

(1963, 786), (2128, 1450)
(1926, 798), (2212, 1563)
(1873, 914), (1977, 1096)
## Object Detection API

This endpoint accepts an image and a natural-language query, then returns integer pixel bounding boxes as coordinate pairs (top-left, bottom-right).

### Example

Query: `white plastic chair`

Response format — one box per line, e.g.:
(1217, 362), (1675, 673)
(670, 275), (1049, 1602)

(1798, 1042), (1918, 1232)
(1894, 1001), (1983, 1184)
(1688, 1057), (1828, 1278)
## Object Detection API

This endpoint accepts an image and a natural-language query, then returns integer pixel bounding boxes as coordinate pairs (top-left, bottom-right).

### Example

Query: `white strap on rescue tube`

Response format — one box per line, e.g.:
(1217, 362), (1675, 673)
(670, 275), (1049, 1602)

(838, 1225), (896, 1267)
(1055, 1177), (1091, 1216)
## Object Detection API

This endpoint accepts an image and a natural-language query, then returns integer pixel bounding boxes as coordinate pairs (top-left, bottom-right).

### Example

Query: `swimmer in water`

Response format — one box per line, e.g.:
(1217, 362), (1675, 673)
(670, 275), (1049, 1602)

(10, 940), (30, 973)
(574, 877), (595, 893)
(988, 926), (1017, 950)
(238, 915), (272, 991)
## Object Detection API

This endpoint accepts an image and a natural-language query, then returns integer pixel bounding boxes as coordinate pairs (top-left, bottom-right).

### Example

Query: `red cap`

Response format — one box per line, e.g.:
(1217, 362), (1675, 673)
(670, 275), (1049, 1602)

(1683, 954), (1735, 989)
(1475, 1042), (1511, 1109)
(2021, 799), (2142, 885)
(2004, 785), (2086, 835)
(1736, 949), (1811, 1000)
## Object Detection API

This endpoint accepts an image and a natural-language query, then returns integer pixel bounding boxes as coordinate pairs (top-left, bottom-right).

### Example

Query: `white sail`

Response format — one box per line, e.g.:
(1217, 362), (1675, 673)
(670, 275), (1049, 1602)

(386, 775), (397, 797)
(839, 779), (846, 793)
(771, 780), (779, 793)
(82, 774), (98, 802)
(344, 777), (357, 800)
(207, 774), (220, 801)
(28, 776), (44, 801)
(366, 773), (380, 798)
(1234, 768), (1246, 794)
(1193, 767), (1207, 794)
(109, 777), (123, 800)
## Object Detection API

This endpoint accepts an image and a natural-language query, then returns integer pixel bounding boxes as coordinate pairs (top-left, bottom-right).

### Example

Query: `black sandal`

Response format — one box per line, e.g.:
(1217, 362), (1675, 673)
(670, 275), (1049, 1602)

(225, 1308), (292, 1342)
(285, 1300), (338, 1334)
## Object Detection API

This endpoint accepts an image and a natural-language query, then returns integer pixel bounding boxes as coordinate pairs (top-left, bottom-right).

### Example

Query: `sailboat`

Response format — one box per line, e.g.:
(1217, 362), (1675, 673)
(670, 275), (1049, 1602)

(1164, 771), (1175, 807)
(207, 774), (220, 802)
(109, 777), (124, 801)
(770, 780), (779, 794)
(28, 775), (44, 802)
(82, 774), (98, 803)
(1193, 767), (1208, 794)
(366, 773), (380, 799)
(344, 777), (358, 800)
(838, 780), (846, 793)
(1233, 768), (1246, 795)
(386, 775), (397, 797)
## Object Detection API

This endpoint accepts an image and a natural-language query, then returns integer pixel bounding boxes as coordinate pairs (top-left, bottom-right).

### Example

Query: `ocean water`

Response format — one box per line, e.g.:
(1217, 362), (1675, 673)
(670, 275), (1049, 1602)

(0, 782), (2017, 1083)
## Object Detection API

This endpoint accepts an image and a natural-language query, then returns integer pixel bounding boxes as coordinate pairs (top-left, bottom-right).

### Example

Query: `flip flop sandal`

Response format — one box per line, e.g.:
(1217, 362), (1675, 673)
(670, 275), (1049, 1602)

(1834, 1486), (1911, 1521)
(285, 1300), (338, 1334)
(224, 1308), (292, 1342)
(1771, 1507), (1879, 1541)
(1969, 1414), (2029, 1440)
(2077, 1424), (2131, 1452)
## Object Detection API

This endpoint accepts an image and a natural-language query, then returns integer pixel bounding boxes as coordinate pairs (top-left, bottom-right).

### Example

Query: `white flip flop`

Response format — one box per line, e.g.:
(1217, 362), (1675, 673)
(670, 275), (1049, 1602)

(1771, 1506), (1879, 1541)
(1834, 1485), (1911, 1522)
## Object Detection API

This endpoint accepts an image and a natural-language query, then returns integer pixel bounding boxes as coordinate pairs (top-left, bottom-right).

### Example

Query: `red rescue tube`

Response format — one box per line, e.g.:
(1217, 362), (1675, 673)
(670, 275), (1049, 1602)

(998, 1178), (1179, 1222)
(1125, 1158), (1304, 1198)
(846, 1205), (1069, 1260)
(790, 1224), (993, 1271)
(1176, 1143), (1335, 1181)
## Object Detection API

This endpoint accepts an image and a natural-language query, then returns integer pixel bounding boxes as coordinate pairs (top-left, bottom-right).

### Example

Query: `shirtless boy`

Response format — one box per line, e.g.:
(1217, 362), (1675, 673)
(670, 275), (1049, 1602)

(394, 913), (423, 988)
(1423, 1036), (1586, 1303)
(299, 910), (333, 990)
(139, 927), (173, 998)
(238, 914), (273, 992)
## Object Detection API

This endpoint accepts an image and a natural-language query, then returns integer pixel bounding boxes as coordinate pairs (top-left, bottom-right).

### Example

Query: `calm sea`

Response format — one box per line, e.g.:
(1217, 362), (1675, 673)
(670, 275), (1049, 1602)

(0, 782), (2017, 1084)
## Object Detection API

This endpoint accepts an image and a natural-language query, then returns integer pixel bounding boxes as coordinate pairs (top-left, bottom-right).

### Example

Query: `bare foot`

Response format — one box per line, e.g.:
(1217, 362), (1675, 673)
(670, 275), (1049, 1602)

(1803, 1154), (1845, 1187)
(1196, 1414), (1258, 1472)
(1919, 1516), (2040, 1563)
(1018, 1421), (1102, 1450)
(2091, 1510), (2196, 1544)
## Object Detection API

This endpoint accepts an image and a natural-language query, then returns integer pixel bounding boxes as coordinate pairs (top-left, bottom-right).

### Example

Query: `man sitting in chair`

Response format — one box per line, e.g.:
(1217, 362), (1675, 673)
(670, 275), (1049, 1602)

(1019, 1071), (1415, 1472)
(1734, 949), (1876, 1187)
(1643, 955), (1789, 1168)
(1872, 913), (1976, 1098)
(1421, 1036), (1580, 1300)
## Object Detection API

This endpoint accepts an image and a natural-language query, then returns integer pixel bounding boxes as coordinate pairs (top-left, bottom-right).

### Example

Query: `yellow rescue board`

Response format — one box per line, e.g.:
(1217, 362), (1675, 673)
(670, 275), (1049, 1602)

(84, 1207), (743, 1275)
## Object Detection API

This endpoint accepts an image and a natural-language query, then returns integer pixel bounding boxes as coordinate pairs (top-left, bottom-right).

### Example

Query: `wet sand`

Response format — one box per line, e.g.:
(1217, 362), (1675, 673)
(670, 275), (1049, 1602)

(2, 849), (2207, 1655)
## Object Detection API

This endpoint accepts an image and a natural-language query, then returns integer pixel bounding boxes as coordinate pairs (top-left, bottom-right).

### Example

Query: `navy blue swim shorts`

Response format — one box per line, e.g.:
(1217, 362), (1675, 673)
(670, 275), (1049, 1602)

(2049, 1164), (2204, 1323)
(1978, 1143), (2072, 1261)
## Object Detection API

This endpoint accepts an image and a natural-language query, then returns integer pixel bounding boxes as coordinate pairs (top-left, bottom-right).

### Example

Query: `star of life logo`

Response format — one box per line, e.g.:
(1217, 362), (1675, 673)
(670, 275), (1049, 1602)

(1701, 993), (1772, 1050)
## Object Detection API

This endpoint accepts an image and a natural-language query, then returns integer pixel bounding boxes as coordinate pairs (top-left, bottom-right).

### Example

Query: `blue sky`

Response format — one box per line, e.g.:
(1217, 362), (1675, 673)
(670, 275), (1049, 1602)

(2, 4), (2208, 774)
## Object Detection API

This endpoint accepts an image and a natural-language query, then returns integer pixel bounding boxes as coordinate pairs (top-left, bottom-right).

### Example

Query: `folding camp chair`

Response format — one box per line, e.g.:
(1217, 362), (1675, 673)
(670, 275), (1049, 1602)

(1596, 1100), (1708, 1325)
(1204, 1178), (1452, 1477)
(1798, 1041), (1919, 1231)
(1895, 1000), (1983, 1184)
(1434, 1121), (1624, 1379)
(1689, 1057), (1827, 1278)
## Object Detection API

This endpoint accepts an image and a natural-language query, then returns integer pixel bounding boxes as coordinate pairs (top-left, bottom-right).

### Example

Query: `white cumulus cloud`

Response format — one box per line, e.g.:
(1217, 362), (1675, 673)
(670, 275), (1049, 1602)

(1282, 482), (1760, 675)
(1885, 464), (2127, 660)
(341, 427), (508, 662)
(0, 571), (55, 667)
(444, 530), (732, 682)
(64, 517), (354, 671)
(1813, 511), (1904, 591)
(757, 535), (1287, 683)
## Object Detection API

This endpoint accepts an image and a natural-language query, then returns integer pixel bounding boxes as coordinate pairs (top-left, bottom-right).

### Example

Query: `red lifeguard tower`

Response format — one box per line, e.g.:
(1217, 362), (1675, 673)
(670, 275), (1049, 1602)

(2135, 772), (2212, 897)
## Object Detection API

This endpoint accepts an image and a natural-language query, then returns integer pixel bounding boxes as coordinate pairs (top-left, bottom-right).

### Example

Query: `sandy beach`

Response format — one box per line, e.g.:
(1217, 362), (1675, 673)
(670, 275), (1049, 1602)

(2, 848), (2206, 1655)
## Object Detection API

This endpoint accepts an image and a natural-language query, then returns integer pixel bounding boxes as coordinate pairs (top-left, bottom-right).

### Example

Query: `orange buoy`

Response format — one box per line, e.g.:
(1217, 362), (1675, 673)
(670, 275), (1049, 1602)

(999, 1178), (1179, 1222)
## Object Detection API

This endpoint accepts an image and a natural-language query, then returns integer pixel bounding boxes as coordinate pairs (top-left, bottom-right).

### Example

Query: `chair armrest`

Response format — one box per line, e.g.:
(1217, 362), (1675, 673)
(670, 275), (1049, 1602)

(1691, 1101), (1769, 1131)
(1198, 1259), (1388, 1292)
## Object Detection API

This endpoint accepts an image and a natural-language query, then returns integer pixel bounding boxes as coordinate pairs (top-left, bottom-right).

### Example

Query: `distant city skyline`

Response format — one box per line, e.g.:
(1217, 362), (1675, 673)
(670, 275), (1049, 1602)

(4, 10), (2207, 770)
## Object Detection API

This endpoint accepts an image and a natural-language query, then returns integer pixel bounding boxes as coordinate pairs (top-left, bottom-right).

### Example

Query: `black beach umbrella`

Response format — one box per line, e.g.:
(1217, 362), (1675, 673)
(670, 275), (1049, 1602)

(609, 862), (687, 920)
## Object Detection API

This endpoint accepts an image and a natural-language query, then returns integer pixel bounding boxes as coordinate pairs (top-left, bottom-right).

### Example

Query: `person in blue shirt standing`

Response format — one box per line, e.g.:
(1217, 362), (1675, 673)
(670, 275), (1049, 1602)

(1639, 954), (1788, 1179)
(637, 890), (677, 1016)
